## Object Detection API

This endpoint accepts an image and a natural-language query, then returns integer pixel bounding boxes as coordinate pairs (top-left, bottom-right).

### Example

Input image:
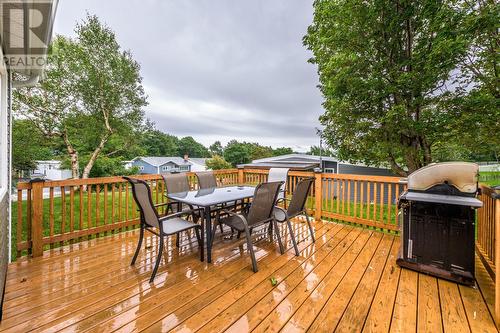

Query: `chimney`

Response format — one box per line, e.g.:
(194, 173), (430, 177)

(184, 154), (189, 161)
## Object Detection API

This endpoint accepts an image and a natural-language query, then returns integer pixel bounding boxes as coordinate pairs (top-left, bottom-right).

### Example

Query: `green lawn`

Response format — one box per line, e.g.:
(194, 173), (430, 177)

(480, 171), (500, 187)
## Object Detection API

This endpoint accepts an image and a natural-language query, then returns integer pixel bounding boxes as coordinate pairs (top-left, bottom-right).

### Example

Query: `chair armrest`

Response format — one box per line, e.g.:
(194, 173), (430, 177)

(274, 205), (287, 214)
(161, 207), (205, 220)
(154, 202), (171, 208)
(220, 209), (241, 217)
(220, 209), (250, 228)
(276, 197), (291, 204)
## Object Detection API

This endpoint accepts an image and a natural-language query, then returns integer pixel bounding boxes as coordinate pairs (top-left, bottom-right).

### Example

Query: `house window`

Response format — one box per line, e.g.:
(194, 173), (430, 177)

(161, 165), (171, 172)
(138, 166), (144, 171)
(180, 165), (189, 171)
(324, 168), (336, 174)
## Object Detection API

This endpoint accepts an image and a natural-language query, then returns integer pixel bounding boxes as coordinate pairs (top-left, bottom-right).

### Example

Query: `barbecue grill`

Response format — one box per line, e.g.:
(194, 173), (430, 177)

(396, 162), (483, 285)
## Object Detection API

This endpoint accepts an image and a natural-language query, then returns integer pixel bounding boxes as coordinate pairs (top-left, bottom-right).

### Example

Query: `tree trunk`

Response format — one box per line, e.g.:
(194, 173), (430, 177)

(62, 131), (79, 179)
(81, 133), (110, 179)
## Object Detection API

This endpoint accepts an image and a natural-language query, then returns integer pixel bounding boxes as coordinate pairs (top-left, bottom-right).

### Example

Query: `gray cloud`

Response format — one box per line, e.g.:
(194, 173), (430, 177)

(54, 0), (324, 150)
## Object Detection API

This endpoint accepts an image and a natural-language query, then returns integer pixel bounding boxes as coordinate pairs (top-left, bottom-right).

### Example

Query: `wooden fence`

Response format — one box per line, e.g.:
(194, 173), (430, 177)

(14, 168), (408, 259)
(476, 184), (500, 324)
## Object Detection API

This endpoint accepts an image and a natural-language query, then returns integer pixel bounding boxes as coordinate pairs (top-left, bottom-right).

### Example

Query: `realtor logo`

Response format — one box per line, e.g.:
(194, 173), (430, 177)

(1, 1), (55, 69)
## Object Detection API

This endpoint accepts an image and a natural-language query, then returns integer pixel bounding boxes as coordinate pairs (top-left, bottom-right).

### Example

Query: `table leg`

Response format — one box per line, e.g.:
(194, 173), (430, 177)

(199, 208), (205, 262)
(205, 207), (212, 263)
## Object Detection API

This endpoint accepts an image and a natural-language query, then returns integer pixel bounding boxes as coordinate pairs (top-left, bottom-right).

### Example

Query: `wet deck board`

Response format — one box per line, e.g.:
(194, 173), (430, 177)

(0, 219), (497, 332)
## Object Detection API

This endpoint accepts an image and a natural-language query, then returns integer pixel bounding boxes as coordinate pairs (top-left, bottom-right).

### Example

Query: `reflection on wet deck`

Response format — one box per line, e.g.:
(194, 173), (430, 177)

(0, 219), (497, 332)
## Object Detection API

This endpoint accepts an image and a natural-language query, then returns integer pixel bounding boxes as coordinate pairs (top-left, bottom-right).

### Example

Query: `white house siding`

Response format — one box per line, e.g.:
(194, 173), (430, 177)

(0, 53), (10, 320)
(33, 161), (72, 180)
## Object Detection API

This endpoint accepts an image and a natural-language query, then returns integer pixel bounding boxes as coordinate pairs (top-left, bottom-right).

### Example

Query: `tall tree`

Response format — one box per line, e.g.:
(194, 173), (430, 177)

(224, 140), (252, 166)
(140, 129), (180, 156)
(273, 147), (294, 156)
(304, 0), (471, 175)
(209, 141), (224, 156)
(178, 136), (210, 157)
(449, 0), (499, 161)
(205, 155), (232, 170)
(14, 14), (147, 179)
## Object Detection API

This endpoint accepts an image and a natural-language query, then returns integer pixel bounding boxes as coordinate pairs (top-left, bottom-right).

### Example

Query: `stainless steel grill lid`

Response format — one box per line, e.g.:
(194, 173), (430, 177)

(407, 162), (479, 194)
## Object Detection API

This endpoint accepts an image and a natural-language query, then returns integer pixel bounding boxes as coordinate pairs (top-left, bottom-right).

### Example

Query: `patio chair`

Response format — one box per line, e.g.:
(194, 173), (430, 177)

(124, 177), (203, 283)
(268, 168), (289, 202)
(162, 172), (201, 247)
(161, 172), (193, 213)
(195, 171), (218, 189)
(273, 177), (315, 256)
(215, 181), (284, 272)
(196, 171), (240, 234)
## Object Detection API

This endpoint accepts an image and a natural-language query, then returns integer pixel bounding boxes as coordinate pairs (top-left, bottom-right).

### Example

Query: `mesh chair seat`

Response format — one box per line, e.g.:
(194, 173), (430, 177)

(160, 217), (200, 235)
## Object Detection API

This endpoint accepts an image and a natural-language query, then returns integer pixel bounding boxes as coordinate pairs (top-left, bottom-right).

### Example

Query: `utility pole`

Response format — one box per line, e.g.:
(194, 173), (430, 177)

(315, 127), (323, 172)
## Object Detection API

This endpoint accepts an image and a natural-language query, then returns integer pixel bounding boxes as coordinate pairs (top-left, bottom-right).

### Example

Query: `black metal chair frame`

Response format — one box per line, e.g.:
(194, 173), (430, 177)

(273, 177), (316, 256)
(124, 176), (203, 283)
(215, 181), (284, 272)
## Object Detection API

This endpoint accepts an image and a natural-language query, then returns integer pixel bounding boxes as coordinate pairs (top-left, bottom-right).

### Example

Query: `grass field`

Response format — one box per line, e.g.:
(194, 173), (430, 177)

(480, 171), (500, 187)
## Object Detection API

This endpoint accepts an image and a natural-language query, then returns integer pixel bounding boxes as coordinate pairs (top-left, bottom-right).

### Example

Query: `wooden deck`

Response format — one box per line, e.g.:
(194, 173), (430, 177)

(0, 219), (498, 332)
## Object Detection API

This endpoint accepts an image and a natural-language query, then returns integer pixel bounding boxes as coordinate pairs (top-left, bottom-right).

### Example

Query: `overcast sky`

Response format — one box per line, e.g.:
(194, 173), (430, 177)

(54, 0), (324, 152)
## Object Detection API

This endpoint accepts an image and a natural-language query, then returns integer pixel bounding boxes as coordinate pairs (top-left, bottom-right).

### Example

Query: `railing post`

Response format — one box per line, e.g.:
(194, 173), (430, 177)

(30, 179), (45, 257)
(314, 169), (322, 221)
(238, 167), (244, 185)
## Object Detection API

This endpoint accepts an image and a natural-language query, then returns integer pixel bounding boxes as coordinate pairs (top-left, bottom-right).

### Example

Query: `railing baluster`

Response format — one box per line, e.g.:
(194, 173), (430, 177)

(49, 188), (54, 249)
(69, 186), (75, 243)
(60, 186), (66, 247)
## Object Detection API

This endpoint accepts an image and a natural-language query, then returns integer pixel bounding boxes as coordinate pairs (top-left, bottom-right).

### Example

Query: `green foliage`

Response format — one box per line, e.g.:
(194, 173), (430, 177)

(140, 129), (180, 156)
(223, 140), (294, 167)
(224, 140), (252, 166)
(249, 144), (273, 161)
(273, 147), (294, 156)
(205, 155), (232, 170)
(12, 119), (53, 171)
(178, 136), (210, 158)
(309, 145), (336, 157)
(13, 14), (147, 179)
(305, 0), (476, 175)
(76, 156), (138, 178)
(448, 1), (500, 161)
(209, 141), (224, 156)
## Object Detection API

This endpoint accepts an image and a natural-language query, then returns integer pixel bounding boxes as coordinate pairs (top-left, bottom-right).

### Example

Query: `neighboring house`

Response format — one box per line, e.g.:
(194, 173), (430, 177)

(0, 0), (58, 318)
(131, 156), (192, 174)
(122, 160), (133, 170)
(189, 158), (208, 172)
(242, 154), (394, 176)
(31, 161), (72, 181)
(243, 154), (399, 205)
(479, 162), (500, 172)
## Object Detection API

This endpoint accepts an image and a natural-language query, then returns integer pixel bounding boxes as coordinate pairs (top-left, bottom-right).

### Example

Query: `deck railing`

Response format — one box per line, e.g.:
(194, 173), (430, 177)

(476, 184), (500, 324)
(12, 168), (500, 321)
(14, 168), (407, 259)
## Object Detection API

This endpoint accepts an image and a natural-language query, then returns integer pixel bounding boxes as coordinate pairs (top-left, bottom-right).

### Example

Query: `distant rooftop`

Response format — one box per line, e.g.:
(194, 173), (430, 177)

(252, 153), (339, 164)
(189, 158), (208, 166)
(133, 156), (191, 166)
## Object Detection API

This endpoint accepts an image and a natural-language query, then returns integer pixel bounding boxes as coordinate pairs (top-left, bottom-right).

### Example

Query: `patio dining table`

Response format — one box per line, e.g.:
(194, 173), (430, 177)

(167, 185), (255, 263)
